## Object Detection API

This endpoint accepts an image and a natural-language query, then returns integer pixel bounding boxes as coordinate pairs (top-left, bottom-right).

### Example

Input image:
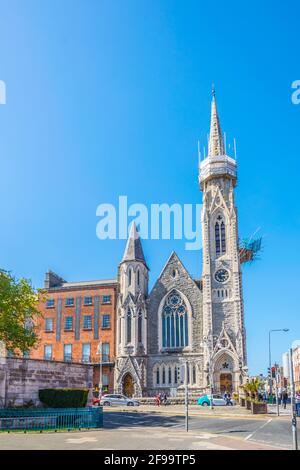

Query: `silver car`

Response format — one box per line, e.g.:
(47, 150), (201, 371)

(100, 394), (140, 407)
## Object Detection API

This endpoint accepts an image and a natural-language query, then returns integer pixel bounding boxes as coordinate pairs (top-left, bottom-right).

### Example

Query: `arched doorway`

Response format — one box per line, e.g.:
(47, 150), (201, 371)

(123, 373), (134, 397)
(220, 373), (232, 393)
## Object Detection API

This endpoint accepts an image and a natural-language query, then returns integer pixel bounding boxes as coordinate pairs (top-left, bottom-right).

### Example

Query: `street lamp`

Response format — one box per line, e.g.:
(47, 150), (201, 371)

(289, 347), (298, 450)
(201, 334), (218, 410)
(96, 341), (102, 398)
(268, 329), (289, 396)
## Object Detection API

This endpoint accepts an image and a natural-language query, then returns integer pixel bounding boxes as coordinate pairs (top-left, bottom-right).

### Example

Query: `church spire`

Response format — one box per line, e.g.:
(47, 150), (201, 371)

(121, 222), (147, 266)
(208, 85), (225, 157)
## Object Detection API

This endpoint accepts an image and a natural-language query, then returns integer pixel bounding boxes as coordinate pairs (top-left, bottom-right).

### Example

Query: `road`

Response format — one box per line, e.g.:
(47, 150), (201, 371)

(0, 408), (298, 450)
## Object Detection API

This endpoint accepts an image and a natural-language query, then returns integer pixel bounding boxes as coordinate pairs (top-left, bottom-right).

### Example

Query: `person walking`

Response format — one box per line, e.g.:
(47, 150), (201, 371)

(282, 390), (288, 409)
(295, 391), (300, 417)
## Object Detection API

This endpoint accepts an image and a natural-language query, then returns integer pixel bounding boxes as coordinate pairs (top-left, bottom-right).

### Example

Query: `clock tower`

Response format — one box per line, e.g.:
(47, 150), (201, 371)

(199, 89), (247, 393)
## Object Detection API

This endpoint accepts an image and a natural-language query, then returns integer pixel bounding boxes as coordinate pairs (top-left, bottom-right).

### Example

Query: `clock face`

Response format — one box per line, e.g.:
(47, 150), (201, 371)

(215, 269), (229, 283)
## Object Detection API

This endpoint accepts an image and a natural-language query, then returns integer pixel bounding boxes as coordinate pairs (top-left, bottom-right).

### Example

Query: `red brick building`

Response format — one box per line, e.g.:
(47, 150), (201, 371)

(30, 271), (117, 393)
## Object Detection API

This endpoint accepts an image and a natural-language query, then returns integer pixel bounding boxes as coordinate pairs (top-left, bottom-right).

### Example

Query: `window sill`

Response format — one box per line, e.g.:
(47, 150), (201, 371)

(83, 328), (93, 331)
(101, 327), (111, 330)
(64, 329), (74, 332)
(46, 306), (55, 309)
(45, 330), (54, 333)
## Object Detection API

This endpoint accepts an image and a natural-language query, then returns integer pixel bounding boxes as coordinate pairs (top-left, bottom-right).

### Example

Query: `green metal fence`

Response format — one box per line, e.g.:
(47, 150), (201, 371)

(0, 407), (103, 431)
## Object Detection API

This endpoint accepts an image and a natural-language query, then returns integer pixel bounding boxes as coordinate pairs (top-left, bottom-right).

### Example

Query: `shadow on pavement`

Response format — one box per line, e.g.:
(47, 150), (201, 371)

(103, 411), (185, 430)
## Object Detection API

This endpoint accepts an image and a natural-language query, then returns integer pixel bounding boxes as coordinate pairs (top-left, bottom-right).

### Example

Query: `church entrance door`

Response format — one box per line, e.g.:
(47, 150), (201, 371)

(123, 373), (134, 397)
(220, 373), (232, 393)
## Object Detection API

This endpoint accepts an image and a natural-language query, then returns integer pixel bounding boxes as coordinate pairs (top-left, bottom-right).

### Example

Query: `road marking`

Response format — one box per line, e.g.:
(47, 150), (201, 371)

(245, 418), (272, 441)
(65, 437), (98, 444)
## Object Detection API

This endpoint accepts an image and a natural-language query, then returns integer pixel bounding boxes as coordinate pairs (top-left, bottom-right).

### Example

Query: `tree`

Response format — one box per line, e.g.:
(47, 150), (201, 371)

(0, 269), (44, 354)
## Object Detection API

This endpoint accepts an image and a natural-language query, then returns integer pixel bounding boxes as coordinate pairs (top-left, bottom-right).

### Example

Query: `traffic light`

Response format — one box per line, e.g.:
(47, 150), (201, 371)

(267, 367), (271, 378)
(271, 367), (276, 379)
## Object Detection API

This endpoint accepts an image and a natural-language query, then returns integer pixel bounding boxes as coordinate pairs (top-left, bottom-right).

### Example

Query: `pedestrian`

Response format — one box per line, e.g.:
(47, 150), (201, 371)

(155, 392), (161, 406)
(223, 391), (228, 402)
(295, 391), (300, 417)
(226, 393), (233, 406)
(163, 392), (168, 406)
(282, 390), (288, 409)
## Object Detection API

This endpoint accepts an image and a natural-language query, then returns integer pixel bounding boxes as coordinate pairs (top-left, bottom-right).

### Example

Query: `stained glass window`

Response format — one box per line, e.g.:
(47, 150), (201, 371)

(127, 308), (132, 343)
(161, 291), (189, 349)
(138, 310), (142, 343)
(215, 215), (226, 256)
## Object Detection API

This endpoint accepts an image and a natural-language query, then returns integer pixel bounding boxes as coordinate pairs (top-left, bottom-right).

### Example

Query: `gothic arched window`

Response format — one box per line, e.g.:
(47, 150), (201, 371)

(128, 268), (132, 286)
(215, 215), (226, 256)
(137, 269), (140, 286)
(138, 310), (142, 343)
(126, 308), (132, 343)
(156, 367), (160, 385)
(192, 365), (196, 384)
(162, 366), (166, 384)
(168, 366), (172, 384)
(174, 366), (178, 384)
(162, 291), (189, 349)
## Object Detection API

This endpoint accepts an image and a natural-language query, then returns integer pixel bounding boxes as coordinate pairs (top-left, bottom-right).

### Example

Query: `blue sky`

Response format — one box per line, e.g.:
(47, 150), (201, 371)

(0, 0), (299, 374)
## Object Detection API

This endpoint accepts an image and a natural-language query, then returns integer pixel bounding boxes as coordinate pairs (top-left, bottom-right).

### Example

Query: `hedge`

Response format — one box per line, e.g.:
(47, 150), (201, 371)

(39, 388), (89, 408)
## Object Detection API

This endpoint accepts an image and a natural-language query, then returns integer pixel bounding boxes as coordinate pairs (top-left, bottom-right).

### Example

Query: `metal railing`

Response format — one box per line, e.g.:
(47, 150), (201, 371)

(0, 407), (103, 431)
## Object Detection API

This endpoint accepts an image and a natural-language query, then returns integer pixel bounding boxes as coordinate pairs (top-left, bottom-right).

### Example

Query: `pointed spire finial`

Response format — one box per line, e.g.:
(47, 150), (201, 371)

(212, 81), (215, 98)
(121, 221), (147, 266)
(208, 86), (225, 157)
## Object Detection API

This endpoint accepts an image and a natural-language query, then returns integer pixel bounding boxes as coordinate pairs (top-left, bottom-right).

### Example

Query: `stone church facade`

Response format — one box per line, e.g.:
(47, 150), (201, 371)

(114, 91), (247, 397)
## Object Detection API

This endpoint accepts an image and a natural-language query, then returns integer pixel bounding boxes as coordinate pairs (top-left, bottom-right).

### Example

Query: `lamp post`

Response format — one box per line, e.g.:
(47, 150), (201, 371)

(268, 329), (289, 397)
(289, 347), (298, 450)
(96, 341), (102, 398)
(201, 333), (218, 410)
(185, 361), (189, 432)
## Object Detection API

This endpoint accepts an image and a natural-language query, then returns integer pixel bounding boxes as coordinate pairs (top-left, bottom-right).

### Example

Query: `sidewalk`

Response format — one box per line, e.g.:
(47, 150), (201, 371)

(107, 404), (292, 419)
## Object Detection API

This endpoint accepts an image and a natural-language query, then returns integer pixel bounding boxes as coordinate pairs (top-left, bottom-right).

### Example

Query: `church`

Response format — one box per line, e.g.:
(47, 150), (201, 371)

(114, 91), (247, 397)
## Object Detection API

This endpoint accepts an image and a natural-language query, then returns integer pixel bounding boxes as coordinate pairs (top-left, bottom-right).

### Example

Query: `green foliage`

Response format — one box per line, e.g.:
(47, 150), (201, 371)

(39, 389), (89, 408)
(0, 269), (44, 353)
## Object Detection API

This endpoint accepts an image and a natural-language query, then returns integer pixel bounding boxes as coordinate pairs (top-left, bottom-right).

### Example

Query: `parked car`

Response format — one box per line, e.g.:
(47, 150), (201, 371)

(99, 394), (140, 407)
(197, 394), (235, 406)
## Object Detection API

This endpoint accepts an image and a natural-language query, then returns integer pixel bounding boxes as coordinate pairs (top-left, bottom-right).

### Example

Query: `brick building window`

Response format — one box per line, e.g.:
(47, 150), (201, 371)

(101, 343), (110, 362)
(82, 343), (91, 363)
(102, 295), (111, 304)
(64, 344), (72, 362)
(44, 345), (52, 360)
(83, 315), (92, 330)
(46, 299), (55, 308)
(45, 318), (54, 332)
(84, 296), (93, 305)
(102, 314), (110, 329)
(65, 297), (74, 307)
(64, 316), (73, 331)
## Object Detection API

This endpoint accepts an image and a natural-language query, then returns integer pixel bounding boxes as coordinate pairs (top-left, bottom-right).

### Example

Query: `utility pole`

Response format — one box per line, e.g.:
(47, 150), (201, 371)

(185, 361), (189, 432)
(275, 364), (280, 417)
(289, 348), (298, 450)
(209, 359), (214, 410)
(97, 341), (102, 398)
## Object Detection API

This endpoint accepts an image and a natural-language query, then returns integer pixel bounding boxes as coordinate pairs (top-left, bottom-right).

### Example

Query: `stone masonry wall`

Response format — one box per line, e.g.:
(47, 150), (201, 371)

(0, 357), (93, 407)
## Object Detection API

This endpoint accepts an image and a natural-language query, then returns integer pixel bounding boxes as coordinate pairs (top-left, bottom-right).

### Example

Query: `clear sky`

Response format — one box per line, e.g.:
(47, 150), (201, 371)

(0, 0), (299, 375)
